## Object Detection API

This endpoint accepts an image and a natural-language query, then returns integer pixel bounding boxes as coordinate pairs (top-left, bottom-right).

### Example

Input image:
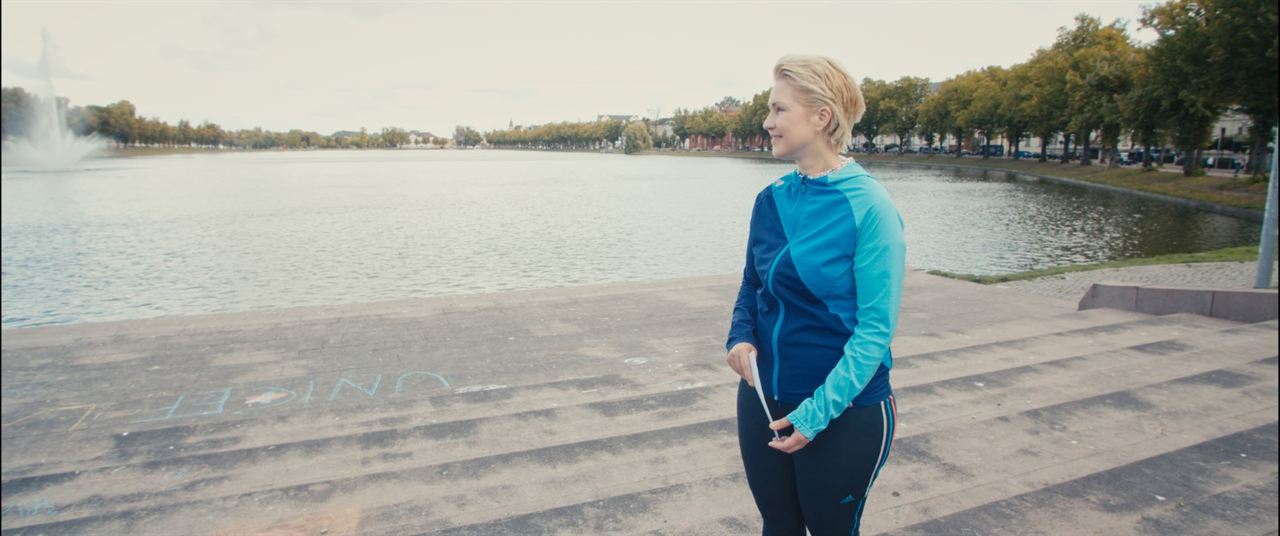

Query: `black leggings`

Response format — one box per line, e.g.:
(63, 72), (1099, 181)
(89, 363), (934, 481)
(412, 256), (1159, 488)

(737, 380), (896, 536)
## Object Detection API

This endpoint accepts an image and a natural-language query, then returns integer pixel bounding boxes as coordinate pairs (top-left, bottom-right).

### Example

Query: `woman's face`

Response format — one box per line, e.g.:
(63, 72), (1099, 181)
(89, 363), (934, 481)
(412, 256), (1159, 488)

(764, 79), (829, 160)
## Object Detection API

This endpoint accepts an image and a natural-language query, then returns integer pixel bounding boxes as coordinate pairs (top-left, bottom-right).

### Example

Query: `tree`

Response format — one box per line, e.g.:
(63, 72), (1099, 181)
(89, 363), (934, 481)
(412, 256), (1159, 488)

(921, 75), (974, 157)
(1023, 49), (1070, 162)
(381, 127), (410, 148)
(1, 86), (35, 139)
(854, 78), (889, 149)
(1055, 14), (1133, 166)
(715, 96), (742, 110)
(1122, 47), (1168, 169)
(962, 68), (1005, 159)
(98, 100), (137, 145)
(1002, 63), (1036, 159)
(453, 125), (482, 147)
(1200, 0), (1278, 175)
(1143, 1), (1226, 176)
(671, 108), (690, 146)
(622, 121), (652, 154)
(733, 90), (770, 150)
(883, 77), (929, 151)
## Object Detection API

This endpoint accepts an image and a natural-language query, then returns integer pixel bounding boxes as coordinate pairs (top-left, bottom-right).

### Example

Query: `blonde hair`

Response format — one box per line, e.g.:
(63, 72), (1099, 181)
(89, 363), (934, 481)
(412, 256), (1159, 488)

(773, 54), (865, 152)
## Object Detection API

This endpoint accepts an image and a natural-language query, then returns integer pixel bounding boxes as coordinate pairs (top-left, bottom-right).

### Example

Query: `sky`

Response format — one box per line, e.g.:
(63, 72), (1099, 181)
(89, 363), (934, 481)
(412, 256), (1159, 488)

(1, 1), (1157, 137)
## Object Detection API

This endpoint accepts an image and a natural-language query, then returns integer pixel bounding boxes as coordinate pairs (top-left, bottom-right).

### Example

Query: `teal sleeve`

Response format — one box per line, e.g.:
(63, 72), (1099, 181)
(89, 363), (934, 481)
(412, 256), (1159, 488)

(785, 195), (905, 441)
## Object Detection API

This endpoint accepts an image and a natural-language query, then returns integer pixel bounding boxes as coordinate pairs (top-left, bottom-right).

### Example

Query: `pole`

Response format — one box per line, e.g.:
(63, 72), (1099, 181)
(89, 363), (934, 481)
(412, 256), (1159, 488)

(1255, 123), (1278, 288)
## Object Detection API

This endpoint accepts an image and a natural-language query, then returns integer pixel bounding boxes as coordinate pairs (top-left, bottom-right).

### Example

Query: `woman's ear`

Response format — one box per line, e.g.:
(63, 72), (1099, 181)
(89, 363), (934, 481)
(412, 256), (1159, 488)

(815, 106), (832, 132)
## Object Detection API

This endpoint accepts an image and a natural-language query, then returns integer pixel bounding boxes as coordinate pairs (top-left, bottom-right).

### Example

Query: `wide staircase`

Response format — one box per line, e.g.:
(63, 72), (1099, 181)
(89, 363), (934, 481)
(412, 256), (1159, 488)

(2, 273), (1276, 535)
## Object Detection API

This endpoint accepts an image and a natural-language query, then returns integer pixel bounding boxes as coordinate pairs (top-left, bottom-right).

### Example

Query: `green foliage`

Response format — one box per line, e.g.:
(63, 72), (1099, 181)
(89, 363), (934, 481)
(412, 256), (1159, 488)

(882, 77), (930, 149)
(854, 78), (889, 148)
(622, 121), (653, 154)
(3, 3), (1271, 162)
(1142, 0), (1225, 176)
(453, 125), (483, 147)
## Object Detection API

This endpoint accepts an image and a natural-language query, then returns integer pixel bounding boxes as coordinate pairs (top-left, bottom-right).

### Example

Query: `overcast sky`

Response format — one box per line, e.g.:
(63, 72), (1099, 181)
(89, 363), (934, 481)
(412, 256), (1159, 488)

(1, 1), (1155, 136)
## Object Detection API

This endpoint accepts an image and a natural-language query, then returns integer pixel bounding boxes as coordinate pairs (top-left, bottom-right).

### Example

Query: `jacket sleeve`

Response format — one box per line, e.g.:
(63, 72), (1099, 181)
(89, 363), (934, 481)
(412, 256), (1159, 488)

(786, 194), (905, 441)
(726, 197), (762, 352)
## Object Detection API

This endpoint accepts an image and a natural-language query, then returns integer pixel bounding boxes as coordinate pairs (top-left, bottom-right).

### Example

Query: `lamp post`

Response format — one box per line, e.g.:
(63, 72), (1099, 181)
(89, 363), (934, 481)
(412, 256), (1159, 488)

(1256, 124), (1278, 289)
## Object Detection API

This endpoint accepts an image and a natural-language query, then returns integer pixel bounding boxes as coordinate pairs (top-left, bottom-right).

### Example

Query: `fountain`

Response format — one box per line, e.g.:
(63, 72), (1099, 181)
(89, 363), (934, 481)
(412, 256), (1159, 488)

(1, 29), (106, 170)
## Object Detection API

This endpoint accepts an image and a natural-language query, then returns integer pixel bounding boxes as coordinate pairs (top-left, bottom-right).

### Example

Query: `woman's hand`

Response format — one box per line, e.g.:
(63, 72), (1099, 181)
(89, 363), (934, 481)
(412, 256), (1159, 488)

(767, 417), (811, 453)
(726, 342), (758, 386)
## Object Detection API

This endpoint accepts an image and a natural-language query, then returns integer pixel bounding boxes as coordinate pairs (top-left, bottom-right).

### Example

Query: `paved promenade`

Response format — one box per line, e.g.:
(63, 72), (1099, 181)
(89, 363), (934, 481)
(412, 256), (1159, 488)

(2, 270), (1276, 535)
(999, 261), (1279, 301)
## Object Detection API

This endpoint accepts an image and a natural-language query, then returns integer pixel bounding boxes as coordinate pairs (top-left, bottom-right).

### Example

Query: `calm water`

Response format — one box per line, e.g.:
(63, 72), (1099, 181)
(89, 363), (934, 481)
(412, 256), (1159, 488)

(1, 150), (1261, 328)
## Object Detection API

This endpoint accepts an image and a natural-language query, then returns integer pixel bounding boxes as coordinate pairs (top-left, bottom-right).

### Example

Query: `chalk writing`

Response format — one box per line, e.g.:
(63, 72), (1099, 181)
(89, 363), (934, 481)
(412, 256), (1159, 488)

(1, 369), (450, 432)
(1, 498), (59, 517)
(128, 370), (447, 424)
(329, 375), (381, 401)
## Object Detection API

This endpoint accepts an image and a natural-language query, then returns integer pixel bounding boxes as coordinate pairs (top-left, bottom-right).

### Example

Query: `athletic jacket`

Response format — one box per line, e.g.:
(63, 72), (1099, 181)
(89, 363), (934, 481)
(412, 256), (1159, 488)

(726, 160), (906, 441)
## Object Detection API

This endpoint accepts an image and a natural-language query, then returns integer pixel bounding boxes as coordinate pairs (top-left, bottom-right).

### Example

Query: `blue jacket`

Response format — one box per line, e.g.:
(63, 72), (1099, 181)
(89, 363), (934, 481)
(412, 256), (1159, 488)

(726, 160), (906, 441)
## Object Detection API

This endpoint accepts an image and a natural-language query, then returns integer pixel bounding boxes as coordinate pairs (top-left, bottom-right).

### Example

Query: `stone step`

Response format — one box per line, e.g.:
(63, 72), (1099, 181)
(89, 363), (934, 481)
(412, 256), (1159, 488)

(884, 422), (1278, 536)
(892, 312), (1241, 381)
(0, 310), (1186, 476)
(864, 357), (1278, 533)
(0, 304), (1144, 440)
(6, 315), (1263, 505)
(892, 306), (1150, 356)
(5, 320), (1271, 534)
(406, 357), (1280, 535)
(0, 362), (729, 478)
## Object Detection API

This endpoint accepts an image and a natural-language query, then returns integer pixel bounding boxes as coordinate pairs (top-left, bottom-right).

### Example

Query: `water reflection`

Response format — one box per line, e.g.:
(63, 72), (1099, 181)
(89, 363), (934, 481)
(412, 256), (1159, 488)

(1, 151), (1261, 328)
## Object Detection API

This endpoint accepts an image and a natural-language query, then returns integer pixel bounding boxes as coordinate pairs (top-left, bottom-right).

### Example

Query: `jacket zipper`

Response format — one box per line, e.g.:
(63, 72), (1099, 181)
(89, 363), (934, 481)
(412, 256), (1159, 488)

(766, 178), (808, 401)
(766, 243), (788, 401)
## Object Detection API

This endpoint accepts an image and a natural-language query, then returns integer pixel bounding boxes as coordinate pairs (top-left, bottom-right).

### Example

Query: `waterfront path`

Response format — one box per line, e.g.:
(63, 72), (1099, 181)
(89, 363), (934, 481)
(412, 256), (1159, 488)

(998, 261), (1279, 302)
(2, 270), (1276, 534)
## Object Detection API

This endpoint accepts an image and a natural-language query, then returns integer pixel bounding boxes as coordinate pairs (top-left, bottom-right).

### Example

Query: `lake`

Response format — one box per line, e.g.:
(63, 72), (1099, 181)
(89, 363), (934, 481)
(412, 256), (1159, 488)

(0, 149), (1261, 328)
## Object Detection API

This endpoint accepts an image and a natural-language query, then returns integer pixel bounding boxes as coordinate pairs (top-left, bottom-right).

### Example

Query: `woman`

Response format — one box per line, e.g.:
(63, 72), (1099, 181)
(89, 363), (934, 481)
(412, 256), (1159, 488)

(725, 54), (905, 535)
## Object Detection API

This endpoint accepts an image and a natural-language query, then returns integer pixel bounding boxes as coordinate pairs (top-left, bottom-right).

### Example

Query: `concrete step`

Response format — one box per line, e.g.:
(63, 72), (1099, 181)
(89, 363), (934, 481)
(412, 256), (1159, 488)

(0, 309), (1183, 477)
(5, 319), (1272, 534)
(0, 309), (1210, 472)
(892, 306), (1151, 356)
(5, 314), (1261, 502)
(407, 356), (1279, 535)
(0, 303), (1144, 440)
(885, 422), (1278, 536)
(892, 312), (1241, 382)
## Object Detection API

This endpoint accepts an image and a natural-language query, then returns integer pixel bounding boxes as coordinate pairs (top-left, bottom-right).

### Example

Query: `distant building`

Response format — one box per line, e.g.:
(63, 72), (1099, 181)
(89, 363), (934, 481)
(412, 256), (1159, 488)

(653, 117), (674, 138)
(597, 114), (640, 123)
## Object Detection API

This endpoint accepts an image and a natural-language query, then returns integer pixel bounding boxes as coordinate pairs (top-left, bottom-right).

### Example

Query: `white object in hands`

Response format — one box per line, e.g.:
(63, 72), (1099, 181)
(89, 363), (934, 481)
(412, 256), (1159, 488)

(749, 350), (782, 441)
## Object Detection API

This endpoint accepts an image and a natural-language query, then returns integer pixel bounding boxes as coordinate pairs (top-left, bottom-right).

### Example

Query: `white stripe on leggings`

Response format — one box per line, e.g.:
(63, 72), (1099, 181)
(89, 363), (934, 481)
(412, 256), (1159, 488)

(865, 400), (889, 497)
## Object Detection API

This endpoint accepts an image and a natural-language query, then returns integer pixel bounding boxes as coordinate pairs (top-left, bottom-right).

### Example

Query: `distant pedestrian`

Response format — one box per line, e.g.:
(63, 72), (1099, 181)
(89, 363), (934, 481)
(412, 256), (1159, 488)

(1233, 158), (1242, 177)
(725, 54), (904, 536)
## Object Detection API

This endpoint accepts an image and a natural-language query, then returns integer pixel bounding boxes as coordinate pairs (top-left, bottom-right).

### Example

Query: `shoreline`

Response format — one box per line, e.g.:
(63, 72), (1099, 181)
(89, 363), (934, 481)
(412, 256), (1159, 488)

(927, 245), (1274, 285)
(638, 149), (1267, 219)
(93, 146), (1266, 218)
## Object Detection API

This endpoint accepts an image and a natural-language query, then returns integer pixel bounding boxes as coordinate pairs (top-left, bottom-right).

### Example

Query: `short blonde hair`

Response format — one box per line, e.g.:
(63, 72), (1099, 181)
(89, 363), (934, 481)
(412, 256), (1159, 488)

(773, 54), (865, 152)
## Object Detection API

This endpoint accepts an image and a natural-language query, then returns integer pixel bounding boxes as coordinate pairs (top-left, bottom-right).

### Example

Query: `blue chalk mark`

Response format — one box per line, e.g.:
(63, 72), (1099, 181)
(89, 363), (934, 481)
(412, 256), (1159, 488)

(303, 380), (315, 404)
(1, 498), (58, 517)
(134, 395), (187, 423)
(394, 371), (450, 394)
(204, 388), (233, 416)
(329, 375), (382, 401)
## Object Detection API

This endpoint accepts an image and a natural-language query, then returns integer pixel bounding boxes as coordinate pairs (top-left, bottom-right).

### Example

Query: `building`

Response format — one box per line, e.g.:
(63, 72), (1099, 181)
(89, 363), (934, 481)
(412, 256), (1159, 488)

(596, 114), (640, 123)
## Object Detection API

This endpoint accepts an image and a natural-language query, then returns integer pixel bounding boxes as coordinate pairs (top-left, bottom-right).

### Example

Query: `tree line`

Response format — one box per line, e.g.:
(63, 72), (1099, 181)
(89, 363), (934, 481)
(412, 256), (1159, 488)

(490, 0), (1273, 177)
(1, 0), (1272, 174)
(0, 88), (463, 150)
